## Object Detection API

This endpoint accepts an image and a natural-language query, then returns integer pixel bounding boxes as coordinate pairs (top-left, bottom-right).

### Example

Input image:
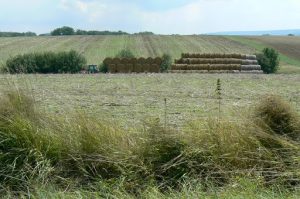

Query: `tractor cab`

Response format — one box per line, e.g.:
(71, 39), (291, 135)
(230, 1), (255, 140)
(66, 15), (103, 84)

(87, 65), (98, 73)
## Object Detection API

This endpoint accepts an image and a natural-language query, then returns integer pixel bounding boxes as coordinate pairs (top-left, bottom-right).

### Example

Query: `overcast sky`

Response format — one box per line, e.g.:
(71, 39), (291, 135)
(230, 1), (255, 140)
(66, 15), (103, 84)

(0, 0), (300, 34)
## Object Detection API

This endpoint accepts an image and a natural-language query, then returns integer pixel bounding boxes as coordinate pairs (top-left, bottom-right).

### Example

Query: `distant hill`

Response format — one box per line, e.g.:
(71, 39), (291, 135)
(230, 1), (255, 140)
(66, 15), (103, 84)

(208, 29), (300, 36)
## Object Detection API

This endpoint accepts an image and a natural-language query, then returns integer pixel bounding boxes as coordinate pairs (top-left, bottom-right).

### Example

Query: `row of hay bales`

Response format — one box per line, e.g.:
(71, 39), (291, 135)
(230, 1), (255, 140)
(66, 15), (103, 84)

(104, 57), (162, 73)
(172, 64), (241, 71)
(175, 58), (258, 65)
(172, 53), (262, 73)
(181, 53), (257, 60)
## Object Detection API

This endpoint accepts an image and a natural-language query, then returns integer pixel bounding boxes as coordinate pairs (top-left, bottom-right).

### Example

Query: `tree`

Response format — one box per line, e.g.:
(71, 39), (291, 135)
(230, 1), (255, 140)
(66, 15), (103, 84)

(51, 26), (75, 36)
(116, 49), (135, 58)
(160, 54), (172, 72)
(257, 48), (279, 74)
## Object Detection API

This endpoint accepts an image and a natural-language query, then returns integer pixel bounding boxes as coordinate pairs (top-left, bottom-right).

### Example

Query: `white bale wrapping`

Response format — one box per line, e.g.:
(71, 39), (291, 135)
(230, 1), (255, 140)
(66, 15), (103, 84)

(242, 60), (258, 65)
(241, 65), (262, 71)
(245, 55), (257, 60)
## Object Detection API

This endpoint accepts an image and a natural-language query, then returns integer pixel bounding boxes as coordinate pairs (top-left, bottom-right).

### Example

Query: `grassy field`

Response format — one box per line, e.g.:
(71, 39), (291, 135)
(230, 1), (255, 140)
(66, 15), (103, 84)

(0, 73), (299, 198)
(1, 74), (299, 129)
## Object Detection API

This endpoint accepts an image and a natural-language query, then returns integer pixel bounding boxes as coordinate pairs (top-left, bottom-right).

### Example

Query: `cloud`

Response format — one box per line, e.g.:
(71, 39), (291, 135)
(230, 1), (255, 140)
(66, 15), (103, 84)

(1, 0), (300, 34)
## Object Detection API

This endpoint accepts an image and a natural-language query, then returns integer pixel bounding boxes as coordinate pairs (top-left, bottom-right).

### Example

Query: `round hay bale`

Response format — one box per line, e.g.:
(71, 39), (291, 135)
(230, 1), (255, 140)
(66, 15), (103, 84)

(112, 58), (121, 64)
(209, 59), (215, 64)
(232, 53), (242, 59)
(245, 55), (257, 60)
(213, 53), (220, 58)
(207, 54), (213, 58)
(213, 53), (221, 58)
(134, 64), (143, 73)
(188, 65), (196, 70)
(182, 53), (189, 58)
(229, 64), (241, 70)
(242, 60), (258, 65)
(175, 59), (182, 64)
(171, 64), (179, 70)
(209, 65), (218, 70)
(145, 57), (153, 64)
(194, 54), (199, 58)
(197, 64), (210, 70)
(172, 64), (186, 70)
(204, 64), (210, 70)
(154, 57), (163, 65)
(186, 65), (193, 70)
(151, 64), (160, 73)
(129, 58), (137, 64)
(181, 58), (190, 64)
(127, 64), (134, 73)
(220, 54), (226, 58)
(122, 58), (130, 64)
(241, 54), (247, 59)
(142, 64), (151, 73)
(232, 59), (242, 64)
(138, 57), (146, 64)
(117, 63), (127, 73)
(241, 65), (262, 71)
(103, 57), (113, 65)
(189, 59), (196, 64)
(108, 64), (117, 73)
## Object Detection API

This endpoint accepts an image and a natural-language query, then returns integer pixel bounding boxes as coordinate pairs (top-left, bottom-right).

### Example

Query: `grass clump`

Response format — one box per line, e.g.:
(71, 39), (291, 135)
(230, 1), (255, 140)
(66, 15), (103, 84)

(138, 120), (187, 189)
(0, 90), (55, 191)
(254, 95), (300, 141)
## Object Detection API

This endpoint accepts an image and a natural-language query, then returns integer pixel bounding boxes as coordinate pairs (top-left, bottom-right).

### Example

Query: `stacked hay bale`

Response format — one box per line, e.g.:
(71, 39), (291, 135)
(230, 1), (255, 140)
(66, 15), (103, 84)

(104, 57), (162, 73)
(171, 53), (262, 73)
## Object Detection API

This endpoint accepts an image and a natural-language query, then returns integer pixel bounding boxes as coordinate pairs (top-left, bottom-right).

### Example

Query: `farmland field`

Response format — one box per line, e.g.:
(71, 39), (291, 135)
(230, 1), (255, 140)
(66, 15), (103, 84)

(1, 35), (300, 74)
(244, 36), (300, 62)
(1, 73), (299, 129)
(227, 36), (300, 73)
(0, 35), (255, 65)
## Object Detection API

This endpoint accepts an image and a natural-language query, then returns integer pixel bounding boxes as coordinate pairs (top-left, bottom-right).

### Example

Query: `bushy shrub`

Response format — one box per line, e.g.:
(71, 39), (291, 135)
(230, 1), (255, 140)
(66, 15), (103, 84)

(99, 63), (108, 73)
(160, 54), (172, 72)
(51, 26), (75, 36)
(5, 50), (86, 74)
(257, 48), (279, 74)
(116, 49), (135, 58)
(254, 95), (300, 140)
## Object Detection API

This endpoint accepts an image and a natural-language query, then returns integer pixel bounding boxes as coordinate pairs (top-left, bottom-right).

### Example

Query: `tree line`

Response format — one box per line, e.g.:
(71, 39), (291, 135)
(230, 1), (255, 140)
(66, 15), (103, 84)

(0, 32), (36, 37)
(0, 27), (155, 37)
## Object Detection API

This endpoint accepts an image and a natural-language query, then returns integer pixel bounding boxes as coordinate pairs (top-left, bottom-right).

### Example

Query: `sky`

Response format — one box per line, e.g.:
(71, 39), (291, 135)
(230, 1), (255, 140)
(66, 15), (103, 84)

(0, 0), (300, 34)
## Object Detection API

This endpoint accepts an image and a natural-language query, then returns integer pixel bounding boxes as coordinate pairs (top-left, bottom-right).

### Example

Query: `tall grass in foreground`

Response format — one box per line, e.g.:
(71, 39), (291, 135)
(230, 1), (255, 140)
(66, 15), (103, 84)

(0, 88), (299, 197)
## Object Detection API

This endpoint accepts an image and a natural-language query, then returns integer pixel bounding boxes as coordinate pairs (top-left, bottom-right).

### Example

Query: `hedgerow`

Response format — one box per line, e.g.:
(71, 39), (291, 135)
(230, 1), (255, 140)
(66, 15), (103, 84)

(5, 50), (86, 74)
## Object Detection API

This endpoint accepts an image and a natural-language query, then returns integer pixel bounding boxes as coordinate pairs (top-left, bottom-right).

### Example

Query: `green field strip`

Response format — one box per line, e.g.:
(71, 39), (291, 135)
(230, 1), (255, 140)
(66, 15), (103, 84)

(227, 36), (300, 67)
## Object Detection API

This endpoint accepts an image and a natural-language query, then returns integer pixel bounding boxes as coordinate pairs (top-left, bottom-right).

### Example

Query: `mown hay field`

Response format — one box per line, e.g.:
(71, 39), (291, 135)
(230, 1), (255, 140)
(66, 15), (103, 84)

(1, 73), (299, 129)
